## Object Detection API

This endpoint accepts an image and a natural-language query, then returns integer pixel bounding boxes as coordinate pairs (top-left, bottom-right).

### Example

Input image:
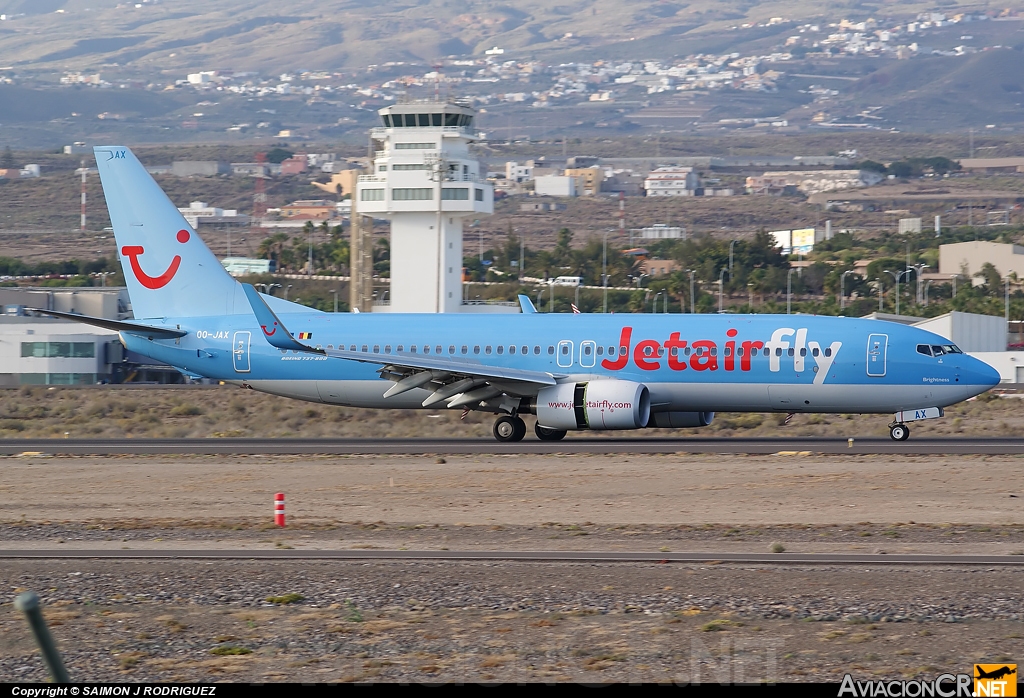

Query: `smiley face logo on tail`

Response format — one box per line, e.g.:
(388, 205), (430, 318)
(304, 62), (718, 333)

(262, 321), (278, 337)
(121, 230), (189, 289)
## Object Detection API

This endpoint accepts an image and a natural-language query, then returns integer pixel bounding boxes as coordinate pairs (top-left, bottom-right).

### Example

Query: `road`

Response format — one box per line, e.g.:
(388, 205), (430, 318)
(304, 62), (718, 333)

(3, 549), (1023, 565)
(2, 437), (1024, 455)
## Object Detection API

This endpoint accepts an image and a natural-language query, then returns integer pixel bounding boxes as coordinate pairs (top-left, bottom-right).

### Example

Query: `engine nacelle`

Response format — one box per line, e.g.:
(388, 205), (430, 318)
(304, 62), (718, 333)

(535, 380), (650, 431)
(648, 411), (715, 429)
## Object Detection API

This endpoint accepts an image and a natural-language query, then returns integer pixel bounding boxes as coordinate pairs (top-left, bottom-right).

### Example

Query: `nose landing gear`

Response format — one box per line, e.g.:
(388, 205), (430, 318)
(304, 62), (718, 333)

(889, 423), (910, 441)
(493, 414), (527, 442)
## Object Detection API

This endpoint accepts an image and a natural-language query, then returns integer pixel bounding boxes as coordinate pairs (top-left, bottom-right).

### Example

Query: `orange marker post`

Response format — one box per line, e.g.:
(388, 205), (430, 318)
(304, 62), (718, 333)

(275, 492), (285, 527)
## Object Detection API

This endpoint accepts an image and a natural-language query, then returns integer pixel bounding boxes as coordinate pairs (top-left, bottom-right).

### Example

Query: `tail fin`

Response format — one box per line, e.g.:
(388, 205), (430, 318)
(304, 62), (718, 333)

(94, 146), (246, 319)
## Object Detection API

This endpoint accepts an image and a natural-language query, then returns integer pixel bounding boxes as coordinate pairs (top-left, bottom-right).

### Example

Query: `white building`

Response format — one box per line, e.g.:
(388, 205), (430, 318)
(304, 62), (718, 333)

(643, 167), (701, 196)
(638, 224), (686, 240)
(505, 161), (534, 183)
(0, 317), (120, 386)
(177, 201), (246, 228)
(356, 101), (494, 313)
(534, 175), (576, 197)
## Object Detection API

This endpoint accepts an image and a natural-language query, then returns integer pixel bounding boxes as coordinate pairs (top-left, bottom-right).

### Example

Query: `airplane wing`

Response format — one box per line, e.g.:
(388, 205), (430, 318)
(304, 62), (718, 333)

(23, 308), (187, 339)
(241, 284), (557, 405)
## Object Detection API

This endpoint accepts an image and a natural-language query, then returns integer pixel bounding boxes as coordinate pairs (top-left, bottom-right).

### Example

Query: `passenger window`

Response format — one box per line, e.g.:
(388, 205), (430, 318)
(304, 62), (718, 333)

(548, 346), (555, 355)
(799, 348), (806, 357)
(474, 346), (480, 354)
(711, 347), (717, 357)
(561, 345), (569, 355)
(534, 346), (541, 354)
(775, 348), (782, 357)
(435, 346), (442, 354)
(485, 346), (492, 354)
(361, 345), (368, 352)
(657, 347), (664, 357)
(812, 347), (819, 357)
(350, 345), (356, 351)
(610, 346), (617, 355)
(684, 347), (691, 356)
(597, 346), (604, 355)
(423, 346), (430, 354)
(619, 346), (627, 355)
(449, 345), (455, 354)
(824, 348), (832, 357)
(737, 346), (743, 356)
(787, 348), (794, 357)
(397, 345), (404, 352)
(522, 346), (528, 354)
(461, 345), (468, 354)
(583, 345), (592, 355)
(509, 346), (516, 354)
(327, 344), (334, 349)
(373, 345), (380, 353)
(384, 345), (391, 354)
(496, 346), (504, 355)
(411, 346), (417, 353)
(724, 346), (731, 357)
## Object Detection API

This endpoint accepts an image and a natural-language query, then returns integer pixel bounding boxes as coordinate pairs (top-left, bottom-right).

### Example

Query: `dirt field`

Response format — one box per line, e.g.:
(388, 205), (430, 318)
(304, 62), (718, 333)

(0, 384), (1019, 440)
(1, 451), (1023, 682)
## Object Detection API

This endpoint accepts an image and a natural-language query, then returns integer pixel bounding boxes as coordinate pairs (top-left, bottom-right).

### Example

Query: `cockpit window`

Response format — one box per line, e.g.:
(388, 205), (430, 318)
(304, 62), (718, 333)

(918, 343), (963, 357)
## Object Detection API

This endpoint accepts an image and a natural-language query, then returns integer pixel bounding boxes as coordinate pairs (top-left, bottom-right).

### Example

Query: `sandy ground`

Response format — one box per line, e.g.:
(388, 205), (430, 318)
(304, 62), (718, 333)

(1, 453), (1022, 530)
(3, 452), (1023, 683)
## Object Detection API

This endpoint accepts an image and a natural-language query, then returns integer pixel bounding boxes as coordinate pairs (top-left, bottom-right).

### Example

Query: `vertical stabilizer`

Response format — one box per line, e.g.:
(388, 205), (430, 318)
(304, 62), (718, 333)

(94, 146), (244, 319)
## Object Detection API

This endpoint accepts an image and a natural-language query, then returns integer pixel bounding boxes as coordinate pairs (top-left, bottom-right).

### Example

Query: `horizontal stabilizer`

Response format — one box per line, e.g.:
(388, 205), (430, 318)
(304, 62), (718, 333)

(241, 283), (323, 353)
(25, 308), (186, 339)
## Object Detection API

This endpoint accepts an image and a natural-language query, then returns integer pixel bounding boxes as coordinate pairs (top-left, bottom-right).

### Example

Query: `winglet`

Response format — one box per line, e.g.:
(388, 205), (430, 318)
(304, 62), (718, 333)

(518, 294), (537, 314)
(241, 283), (323, 353)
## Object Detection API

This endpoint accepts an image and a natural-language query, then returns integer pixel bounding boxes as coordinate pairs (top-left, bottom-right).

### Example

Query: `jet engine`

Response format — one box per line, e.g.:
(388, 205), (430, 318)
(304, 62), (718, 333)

(530, 380), (650, 431)
(648, 411), (715, 428)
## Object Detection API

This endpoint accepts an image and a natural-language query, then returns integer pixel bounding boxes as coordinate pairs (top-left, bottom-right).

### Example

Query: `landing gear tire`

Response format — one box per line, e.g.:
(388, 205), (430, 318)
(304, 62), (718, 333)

(889, 423), (910, 441)
(535, 423), (568, 442)
(494, 415), (526, 442)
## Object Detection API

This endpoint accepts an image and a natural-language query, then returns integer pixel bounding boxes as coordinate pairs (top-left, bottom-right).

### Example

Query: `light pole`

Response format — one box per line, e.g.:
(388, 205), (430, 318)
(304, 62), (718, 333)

(686, 269), (695, 314)
(537, 288), (546, 310)
(883, 269), (911, 316)
(877, 278), (883, 311)
(718, 268), (728, 313)
(1006, 276), (1011, 330)
(840, 270), (855, 310)
(602, 228), (608, 313)
(330, 289), (338, 313)
(729, 240), (737, 277)
(550, 280), (555, 313)
(787, 268), (797, 315)
(653, 291), (663, 314)
(923, 280), (932, 306)
(951, 274), (958, 299)
(284, 284), (293, 300)
(910, 263), (927, 305)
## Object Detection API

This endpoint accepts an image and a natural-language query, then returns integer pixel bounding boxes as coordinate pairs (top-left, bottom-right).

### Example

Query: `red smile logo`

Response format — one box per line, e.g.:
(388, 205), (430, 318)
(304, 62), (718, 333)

(262, 322), (278, 337)
(121, 230), (189, 289)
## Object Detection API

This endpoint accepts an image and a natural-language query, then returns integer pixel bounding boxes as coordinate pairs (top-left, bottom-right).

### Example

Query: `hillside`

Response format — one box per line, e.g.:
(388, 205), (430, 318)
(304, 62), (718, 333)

(0, 0), (1017, 72)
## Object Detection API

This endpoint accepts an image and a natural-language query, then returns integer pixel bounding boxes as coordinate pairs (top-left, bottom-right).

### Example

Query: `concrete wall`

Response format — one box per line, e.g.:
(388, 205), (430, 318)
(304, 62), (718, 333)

(534, 176), (576, 197)
(914, 311), (1007, 352)
(939, 241), (1024, 278)
(0, 318), (118, 386)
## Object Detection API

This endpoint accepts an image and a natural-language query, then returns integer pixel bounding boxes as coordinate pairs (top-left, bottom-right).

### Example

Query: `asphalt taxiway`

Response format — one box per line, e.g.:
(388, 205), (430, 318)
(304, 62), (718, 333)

(2, 436), (1024, 455)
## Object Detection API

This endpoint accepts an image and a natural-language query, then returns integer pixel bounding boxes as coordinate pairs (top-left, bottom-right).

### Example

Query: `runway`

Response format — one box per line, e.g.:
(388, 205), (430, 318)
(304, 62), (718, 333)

(3, 549), (1023, 565)
(2, 436), (1024, 455)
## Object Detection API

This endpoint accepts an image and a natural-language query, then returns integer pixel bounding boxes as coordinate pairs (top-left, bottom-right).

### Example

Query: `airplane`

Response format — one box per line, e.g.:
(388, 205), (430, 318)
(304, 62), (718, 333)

(33, 146), (1001, 443)
(975, 666), (1016, 681)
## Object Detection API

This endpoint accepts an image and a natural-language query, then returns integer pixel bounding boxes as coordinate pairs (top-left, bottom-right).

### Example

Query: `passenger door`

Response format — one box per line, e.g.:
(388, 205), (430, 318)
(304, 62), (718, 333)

(557, 340), (574, 368)
(232, 331), (251, 373)
(866, 333), (887, 377)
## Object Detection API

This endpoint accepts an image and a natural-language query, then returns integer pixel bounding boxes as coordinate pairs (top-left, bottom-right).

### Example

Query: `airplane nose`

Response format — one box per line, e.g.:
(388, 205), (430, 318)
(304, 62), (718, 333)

(968, 356), (1001, 388)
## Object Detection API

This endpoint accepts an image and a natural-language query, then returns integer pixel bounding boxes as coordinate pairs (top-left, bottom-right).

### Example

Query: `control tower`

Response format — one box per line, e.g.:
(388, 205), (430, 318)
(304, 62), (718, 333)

(356, 101), (493, 313)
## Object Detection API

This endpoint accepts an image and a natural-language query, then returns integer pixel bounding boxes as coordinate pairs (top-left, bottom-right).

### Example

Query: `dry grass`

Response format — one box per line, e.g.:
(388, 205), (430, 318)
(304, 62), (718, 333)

(0, 386), (1017, 440)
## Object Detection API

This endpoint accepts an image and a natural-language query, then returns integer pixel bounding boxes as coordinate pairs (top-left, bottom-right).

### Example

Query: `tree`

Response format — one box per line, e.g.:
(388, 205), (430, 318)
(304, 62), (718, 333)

(265, 148), (294, 164)
(975, 262), (1002, 296)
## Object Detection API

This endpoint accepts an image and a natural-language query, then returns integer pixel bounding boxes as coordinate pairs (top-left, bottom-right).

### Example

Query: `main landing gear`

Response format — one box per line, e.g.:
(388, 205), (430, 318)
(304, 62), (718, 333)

(492, 415), (568, 442)
(493, 415), (527, 442)
(889, 423), (910, 441)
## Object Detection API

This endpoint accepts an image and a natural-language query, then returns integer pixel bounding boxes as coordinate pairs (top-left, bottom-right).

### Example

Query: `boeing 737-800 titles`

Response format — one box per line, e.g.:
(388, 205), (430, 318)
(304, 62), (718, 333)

(34, 147), (1001, 442)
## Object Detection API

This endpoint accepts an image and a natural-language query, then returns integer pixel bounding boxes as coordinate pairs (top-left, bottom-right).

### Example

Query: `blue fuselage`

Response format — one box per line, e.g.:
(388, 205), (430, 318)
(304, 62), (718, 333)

(122, 311), (999, 414)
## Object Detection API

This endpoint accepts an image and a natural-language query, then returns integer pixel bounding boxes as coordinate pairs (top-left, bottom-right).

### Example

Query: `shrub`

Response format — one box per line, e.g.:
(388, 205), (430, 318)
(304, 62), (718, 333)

(266, 593), (304, 604)
(169, 404), (203, 416)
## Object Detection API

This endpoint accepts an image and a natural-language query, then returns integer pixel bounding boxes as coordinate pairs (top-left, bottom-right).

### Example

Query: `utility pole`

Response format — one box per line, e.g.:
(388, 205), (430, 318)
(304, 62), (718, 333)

(79, 160), (87, 231)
